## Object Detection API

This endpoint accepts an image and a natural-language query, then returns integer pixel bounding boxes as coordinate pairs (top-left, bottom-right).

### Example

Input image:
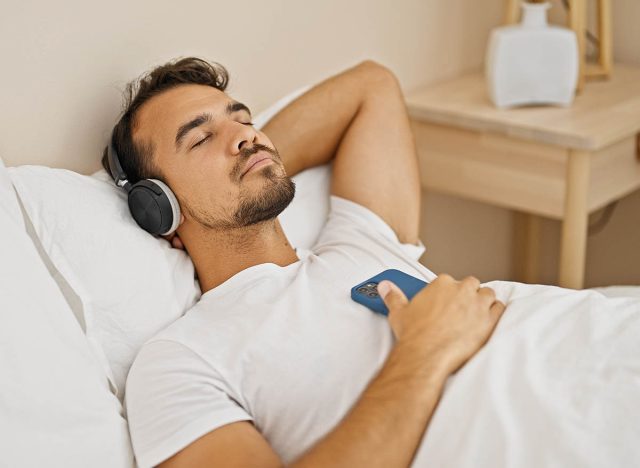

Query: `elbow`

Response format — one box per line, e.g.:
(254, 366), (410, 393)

(355, 59), (401, 93)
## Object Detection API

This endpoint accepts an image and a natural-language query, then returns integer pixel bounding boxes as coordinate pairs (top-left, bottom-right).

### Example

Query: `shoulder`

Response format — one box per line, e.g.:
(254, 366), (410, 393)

(126, 339), (207, 395)
(314, 195), (426, 261)
(125, 339), (253, 467)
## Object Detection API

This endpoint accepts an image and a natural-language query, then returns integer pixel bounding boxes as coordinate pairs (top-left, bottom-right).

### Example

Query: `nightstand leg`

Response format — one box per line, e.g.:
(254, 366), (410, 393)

(512, 212), (541, 284)
(559, 150), (591, 289)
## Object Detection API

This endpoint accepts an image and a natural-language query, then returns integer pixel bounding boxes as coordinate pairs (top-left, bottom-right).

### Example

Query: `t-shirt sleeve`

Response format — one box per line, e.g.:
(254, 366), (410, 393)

(125, 340), (253, 468)
(315, 195), (426, 261)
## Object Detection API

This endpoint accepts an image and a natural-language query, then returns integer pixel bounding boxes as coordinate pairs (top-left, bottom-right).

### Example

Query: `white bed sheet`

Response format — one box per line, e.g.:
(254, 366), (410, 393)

(411, 280), (640, 467)
(592, 285), (640, 299)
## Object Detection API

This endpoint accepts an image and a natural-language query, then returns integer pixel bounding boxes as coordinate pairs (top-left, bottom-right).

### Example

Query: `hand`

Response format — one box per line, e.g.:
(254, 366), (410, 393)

(161, 214), (186, 250)
(378, 273), (506, 375)
(163, 231), (184, 250)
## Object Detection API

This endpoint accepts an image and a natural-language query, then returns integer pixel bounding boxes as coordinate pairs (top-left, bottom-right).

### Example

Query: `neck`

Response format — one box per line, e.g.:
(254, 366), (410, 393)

(178, 217), (299, 293)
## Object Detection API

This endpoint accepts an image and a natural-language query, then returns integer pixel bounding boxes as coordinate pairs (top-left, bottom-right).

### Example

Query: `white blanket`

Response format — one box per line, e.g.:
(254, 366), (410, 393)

(412, 281), (640, 467)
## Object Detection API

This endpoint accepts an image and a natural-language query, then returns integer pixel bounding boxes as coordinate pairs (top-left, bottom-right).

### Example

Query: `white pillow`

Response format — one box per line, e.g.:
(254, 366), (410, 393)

(9, 166), (201, 400)
(279, 163), (331, 249)
(0, 157), (134, 467)
(8, 86), (331, 401)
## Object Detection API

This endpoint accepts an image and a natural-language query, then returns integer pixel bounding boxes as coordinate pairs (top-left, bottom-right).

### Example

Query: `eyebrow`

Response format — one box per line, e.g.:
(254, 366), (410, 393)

(174, 101), (252, 151)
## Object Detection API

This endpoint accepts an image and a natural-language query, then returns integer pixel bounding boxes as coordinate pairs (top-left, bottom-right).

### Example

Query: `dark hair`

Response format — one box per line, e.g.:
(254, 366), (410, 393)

(101, 57), (229, 184)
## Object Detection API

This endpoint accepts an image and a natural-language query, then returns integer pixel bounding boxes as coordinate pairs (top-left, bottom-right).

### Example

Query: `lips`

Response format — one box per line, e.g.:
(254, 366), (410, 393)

(241, 151), (273, 178)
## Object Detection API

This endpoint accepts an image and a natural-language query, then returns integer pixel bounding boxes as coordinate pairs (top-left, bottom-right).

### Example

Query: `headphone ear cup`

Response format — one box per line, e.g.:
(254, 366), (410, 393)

(127, 179), (181, 236)
(148, 179), (181, 235)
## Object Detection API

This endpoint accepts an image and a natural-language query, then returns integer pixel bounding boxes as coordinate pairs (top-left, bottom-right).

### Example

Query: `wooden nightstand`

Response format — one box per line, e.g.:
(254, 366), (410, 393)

(406, 64), (640, 289)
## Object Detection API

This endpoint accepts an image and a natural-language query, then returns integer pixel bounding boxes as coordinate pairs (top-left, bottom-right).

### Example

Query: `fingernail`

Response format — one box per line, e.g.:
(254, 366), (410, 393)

(377, 281), (391, 299)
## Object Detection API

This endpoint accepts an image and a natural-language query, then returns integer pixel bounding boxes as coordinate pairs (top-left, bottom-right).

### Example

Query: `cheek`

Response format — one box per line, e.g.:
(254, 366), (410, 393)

(189, 172), (240, 217)
(169, 150), (241, 215)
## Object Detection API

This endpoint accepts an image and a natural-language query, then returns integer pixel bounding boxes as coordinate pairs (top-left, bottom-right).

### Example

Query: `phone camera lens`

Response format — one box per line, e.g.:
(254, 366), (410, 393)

(366, 283), (377, 288)
(357, 287), (368, 293)
(367, 292), (378, 297)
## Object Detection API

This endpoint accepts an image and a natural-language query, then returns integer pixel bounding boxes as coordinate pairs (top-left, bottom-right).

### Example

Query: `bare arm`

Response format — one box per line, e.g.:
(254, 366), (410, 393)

(261, 60), (421, 244)
(261, 62), (371, 178)
(158, 276), (505, 468)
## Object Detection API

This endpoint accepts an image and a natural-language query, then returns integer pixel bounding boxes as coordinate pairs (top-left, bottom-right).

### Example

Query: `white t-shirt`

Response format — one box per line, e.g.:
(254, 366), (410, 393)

(125, 195), (437, 467)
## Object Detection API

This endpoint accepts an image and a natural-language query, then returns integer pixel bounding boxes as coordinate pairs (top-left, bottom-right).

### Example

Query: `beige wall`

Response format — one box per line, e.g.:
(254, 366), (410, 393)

(0, 0), (637, 287)
(0, 0), (503, 173)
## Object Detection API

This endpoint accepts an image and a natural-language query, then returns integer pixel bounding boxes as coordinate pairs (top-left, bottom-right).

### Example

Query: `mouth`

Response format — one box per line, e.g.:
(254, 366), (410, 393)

(240, 151), (274, 178)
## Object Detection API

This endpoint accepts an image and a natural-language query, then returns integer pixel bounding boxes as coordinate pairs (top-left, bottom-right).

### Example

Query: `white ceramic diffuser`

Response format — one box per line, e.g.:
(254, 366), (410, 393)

(485, 0), (578, 108)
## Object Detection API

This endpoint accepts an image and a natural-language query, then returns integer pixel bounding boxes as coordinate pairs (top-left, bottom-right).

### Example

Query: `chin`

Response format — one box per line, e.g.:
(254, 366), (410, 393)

(235, 171), (296, 227)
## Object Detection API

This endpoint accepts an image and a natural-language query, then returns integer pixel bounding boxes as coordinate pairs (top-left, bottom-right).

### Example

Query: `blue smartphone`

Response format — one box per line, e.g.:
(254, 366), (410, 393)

(351, 269), (429, 316)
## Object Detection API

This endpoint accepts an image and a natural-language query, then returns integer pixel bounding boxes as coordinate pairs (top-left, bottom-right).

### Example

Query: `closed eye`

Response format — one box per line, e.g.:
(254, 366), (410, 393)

(191, 135), (211, 149)
(191, 122), (254, 150)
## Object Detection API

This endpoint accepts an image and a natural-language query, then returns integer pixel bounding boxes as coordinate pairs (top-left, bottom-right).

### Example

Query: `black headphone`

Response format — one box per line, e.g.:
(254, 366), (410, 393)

(107, 134), (181, 236)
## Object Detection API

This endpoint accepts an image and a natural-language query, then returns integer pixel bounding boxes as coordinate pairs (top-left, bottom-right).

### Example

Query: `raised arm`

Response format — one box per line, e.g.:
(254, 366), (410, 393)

(261, 60), (421, 245)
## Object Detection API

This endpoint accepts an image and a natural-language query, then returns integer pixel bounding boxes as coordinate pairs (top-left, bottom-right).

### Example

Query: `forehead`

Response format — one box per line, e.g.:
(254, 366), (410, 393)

(133, 84), (232, 143)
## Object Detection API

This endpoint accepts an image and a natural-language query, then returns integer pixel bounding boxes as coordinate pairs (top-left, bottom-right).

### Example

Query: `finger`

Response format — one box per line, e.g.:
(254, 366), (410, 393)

(377, 280), (409, 313)
(479, 300), (506, 343)
(477, 286), (496, 304)
(490, 300), (506, 319)
(435, 273), (455, 284)
(462, 276), (481, 291)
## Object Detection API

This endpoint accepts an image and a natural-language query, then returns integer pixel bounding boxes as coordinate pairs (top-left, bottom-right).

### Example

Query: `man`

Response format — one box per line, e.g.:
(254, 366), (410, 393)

(115, 57), (505, 467)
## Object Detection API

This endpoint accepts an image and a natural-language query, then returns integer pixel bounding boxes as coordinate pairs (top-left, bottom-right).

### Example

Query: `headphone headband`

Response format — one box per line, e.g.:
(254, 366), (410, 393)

(107, 138), (132, 192)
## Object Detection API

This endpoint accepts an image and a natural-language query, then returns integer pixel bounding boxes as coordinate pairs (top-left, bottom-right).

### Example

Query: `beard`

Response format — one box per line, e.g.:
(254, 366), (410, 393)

(233, 164), (296, 227)
(183, 144), (296, 231)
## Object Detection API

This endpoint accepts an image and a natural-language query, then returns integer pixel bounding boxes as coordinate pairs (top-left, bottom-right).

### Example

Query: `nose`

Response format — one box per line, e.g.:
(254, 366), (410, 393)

(229, 121), (258, 155)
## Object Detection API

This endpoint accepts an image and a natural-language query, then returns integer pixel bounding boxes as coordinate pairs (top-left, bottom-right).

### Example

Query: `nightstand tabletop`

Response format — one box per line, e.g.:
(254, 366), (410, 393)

(406, 64), (640, 151)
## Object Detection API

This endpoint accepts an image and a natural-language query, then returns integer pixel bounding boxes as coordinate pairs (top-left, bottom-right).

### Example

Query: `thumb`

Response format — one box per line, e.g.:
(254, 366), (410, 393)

(377, 280), (409, 313)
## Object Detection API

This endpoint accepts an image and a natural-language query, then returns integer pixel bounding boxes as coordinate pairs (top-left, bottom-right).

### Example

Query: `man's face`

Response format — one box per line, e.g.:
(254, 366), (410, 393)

(133, 84), (295, 231)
